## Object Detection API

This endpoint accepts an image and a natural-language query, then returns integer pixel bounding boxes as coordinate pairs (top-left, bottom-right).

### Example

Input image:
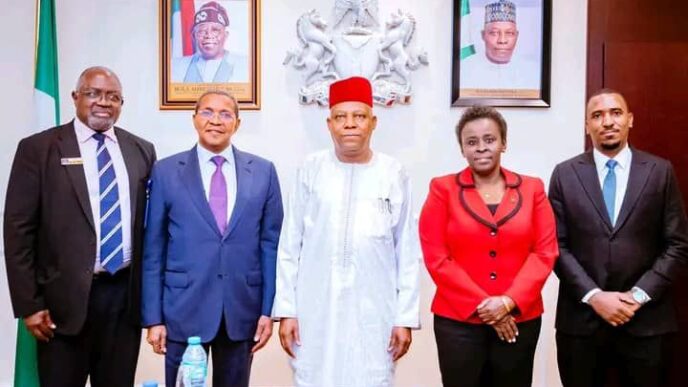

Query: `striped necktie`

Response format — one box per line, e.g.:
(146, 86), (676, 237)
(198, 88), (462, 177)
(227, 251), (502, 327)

(93, 132), (124, 273)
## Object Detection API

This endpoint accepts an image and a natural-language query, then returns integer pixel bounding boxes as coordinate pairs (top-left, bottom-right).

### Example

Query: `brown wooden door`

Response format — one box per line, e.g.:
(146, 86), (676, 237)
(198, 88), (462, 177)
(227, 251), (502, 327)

(588, 1), (688, 385)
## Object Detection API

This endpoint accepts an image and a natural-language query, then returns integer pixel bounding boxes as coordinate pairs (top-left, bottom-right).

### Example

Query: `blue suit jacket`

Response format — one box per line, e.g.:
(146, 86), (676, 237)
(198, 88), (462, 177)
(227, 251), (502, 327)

(141, 146), (283, 342)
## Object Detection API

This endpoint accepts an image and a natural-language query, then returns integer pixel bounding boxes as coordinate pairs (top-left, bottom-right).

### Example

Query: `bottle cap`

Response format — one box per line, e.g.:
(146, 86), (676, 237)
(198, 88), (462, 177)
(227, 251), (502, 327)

(188, 336), (201, 345)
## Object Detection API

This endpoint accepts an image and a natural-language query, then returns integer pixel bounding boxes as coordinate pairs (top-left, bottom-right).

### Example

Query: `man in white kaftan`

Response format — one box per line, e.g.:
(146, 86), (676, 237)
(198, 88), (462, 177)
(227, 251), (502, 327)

(273, 77), (420, 387)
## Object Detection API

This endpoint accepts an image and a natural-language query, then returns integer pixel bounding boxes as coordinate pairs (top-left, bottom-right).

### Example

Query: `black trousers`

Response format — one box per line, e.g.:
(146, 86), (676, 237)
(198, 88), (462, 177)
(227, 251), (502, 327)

(37, 269), (141, 387)
(165, 319), (254, 387)
(434, 315), (541, 387)
(556, 327), (675, 387)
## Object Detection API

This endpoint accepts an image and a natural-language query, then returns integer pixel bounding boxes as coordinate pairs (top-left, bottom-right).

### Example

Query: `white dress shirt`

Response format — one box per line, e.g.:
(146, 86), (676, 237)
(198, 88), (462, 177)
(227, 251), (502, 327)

(197, 144), (237, 226)
(74, 118), (132, 273)
(593, 144), (632, 226)
(583, 145), (649, 304)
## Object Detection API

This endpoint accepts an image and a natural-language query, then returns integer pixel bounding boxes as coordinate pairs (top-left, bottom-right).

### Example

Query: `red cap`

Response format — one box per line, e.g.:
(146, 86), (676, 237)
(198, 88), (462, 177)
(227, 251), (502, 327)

(329, 77), (373, 108)
(194, 1), (229, 27)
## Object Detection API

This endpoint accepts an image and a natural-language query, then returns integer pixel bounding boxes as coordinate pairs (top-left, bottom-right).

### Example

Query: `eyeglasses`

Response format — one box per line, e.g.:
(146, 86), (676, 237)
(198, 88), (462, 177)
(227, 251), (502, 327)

(197, 109), (235, 122)
(77, 89), (123, 104)
(193, 25), (225, 38)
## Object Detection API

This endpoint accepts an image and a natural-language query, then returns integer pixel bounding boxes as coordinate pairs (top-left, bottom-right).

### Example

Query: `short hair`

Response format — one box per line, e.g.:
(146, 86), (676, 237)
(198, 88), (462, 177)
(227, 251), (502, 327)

(75, 66), (121, 91)
(194, 90), (239, 118)
(586, 88), (629, 111)
(455, 106), (507, 146)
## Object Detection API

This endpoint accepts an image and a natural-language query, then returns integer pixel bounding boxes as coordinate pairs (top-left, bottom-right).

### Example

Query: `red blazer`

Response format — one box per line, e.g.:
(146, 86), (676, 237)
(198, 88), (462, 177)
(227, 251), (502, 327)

(419, 167), (558, 324)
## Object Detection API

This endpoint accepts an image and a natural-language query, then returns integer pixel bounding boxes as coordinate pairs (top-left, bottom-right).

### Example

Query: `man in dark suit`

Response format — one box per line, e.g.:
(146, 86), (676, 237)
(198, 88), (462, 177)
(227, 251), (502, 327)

(4, 66), (156, 386)
(550, 89), (688, 387)
(142, 90), (283, 387)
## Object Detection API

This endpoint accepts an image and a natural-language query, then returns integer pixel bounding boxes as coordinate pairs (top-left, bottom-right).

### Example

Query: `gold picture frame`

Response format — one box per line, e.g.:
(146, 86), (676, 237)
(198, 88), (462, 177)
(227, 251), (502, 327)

(159, 0), (261, 110)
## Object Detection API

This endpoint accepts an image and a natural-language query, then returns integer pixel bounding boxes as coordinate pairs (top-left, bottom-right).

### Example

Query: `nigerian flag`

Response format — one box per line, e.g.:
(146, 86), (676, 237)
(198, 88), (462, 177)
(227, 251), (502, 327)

(460, 0), (476, 60)
(15, 1), (60, 385)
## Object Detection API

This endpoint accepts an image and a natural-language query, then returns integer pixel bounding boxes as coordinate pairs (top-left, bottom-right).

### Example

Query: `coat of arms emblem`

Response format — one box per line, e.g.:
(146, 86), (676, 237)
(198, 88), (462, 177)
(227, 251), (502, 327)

(284, 0), (429, 106)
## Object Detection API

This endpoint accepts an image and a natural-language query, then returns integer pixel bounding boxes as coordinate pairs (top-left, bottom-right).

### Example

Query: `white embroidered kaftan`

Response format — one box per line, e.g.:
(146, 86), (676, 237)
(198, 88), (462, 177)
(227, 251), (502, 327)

(273, 150), (420, 387)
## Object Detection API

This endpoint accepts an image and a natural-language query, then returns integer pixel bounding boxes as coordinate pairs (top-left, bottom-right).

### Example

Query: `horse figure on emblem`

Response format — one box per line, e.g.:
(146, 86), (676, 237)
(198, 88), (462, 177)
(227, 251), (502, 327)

(372, 10), (428, 90)
(284, 9), (338, 85)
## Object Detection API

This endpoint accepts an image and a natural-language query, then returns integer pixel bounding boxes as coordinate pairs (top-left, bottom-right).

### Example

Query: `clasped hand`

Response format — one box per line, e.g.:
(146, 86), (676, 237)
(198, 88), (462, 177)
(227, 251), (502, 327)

(588, 291), (641, 327)
(477, 296), (518, 343)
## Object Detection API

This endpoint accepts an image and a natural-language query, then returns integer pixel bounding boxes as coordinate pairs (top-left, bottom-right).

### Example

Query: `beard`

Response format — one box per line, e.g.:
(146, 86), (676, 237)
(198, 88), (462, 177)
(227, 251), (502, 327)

(86, 115), (116, 131)
(601, 141), (621, 151)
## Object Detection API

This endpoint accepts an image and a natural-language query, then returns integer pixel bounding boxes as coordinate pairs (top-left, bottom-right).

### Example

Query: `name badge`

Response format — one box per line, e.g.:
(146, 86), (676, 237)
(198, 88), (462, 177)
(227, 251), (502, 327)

(61, 157), (83, 166)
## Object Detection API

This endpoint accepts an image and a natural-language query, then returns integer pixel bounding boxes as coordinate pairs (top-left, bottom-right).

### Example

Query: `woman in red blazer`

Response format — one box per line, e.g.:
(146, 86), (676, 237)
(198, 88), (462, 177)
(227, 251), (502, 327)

(419, 106), (558, 387)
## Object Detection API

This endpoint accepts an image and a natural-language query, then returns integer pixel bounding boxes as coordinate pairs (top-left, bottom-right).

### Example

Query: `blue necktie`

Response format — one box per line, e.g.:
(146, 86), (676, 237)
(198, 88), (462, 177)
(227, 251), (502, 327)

(93, 132), (124, 273)
(602, 159), (618, 225)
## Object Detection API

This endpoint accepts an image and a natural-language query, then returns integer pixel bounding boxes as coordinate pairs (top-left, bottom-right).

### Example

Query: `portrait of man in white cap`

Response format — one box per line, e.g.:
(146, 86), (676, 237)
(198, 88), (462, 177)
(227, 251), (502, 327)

(171, 1), (249, 83)
(459, 0), (542, 91)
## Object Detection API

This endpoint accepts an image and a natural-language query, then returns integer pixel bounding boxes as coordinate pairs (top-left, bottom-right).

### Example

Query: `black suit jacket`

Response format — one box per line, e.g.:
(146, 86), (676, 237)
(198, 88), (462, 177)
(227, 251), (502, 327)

(3, 121), (156, 335)
(550, 149), (688, 336)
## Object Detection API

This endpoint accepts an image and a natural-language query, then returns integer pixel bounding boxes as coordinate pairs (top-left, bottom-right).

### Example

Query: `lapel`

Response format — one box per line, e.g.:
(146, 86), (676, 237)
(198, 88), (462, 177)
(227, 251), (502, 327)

(613, 149), (654, 233)
(115, 127), (140, 230)
(56, 121), (95, 232)
(225, 146), (253, 238)
(572, 152), (613, 230)
(180, 146), (224, 237)
(456, 167), (523, 230)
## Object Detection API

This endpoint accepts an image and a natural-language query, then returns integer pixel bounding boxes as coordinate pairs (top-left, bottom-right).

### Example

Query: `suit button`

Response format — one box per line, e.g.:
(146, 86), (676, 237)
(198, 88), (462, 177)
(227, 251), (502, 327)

(490, 229), (497, 236)
(217, 274), (223, 279)
(489, 250), (497, 258)
(490, 272), (497, 280)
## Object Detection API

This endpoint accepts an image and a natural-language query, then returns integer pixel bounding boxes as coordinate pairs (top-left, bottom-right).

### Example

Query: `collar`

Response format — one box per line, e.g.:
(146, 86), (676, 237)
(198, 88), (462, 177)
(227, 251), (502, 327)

(73, 118), (117, 144)
(197, 143), (235, 166)
(194, 51), (228, 63)
(456, 166), (522, 188)
(593, 144), (631, 173)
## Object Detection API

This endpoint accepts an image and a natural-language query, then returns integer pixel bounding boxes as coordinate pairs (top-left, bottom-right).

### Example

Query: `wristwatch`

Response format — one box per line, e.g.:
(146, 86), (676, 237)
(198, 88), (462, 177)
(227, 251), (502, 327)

(631, 287), (651, 305)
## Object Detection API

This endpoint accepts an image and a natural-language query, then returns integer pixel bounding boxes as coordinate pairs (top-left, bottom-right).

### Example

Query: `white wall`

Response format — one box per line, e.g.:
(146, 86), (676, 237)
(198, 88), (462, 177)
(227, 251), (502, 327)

(0, 0), (587, 385)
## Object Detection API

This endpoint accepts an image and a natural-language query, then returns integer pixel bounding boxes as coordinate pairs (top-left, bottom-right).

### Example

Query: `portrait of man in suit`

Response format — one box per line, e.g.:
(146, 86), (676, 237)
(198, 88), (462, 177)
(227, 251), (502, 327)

(141, 90), (283, 387)
(3, 66), (156, 387)
(549, 89), (688, 387)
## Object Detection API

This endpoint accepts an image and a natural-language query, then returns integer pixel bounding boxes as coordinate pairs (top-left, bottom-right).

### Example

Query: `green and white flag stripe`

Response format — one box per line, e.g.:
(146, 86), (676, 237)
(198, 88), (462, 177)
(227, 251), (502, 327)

(171, 0), (183, 58)
(34, 0), (60, 131)
(460, 0), (476, 60)
(16, 1), (60, 385)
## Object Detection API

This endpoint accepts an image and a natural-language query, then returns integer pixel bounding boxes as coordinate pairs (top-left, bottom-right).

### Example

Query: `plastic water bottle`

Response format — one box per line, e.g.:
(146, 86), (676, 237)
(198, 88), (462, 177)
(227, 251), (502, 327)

(176, 336), (207, 387)
(142, 382), (159, 387)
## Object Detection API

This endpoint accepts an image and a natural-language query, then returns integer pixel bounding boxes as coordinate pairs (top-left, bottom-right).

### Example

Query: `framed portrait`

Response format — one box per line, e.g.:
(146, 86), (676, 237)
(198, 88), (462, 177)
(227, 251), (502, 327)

(160, 0), (261, 110)
(451, 0), (551, 107)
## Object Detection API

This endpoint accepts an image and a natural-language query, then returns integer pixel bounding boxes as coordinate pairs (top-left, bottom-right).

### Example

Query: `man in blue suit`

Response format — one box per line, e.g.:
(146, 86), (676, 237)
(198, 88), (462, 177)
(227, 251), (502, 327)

(142, 90), (283, 386)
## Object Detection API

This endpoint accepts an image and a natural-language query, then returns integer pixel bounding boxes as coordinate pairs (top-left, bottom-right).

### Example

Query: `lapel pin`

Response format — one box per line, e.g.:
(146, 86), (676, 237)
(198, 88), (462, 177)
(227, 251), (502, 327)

(61, 157), (84, 166)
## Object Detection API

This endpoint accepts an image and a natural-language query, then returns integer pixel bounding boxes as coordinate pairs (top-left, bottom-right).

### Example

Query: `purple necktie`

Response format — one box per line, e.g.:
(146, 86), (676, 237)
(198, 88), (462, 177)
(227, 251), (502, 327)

(209, 155), (227, 233)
